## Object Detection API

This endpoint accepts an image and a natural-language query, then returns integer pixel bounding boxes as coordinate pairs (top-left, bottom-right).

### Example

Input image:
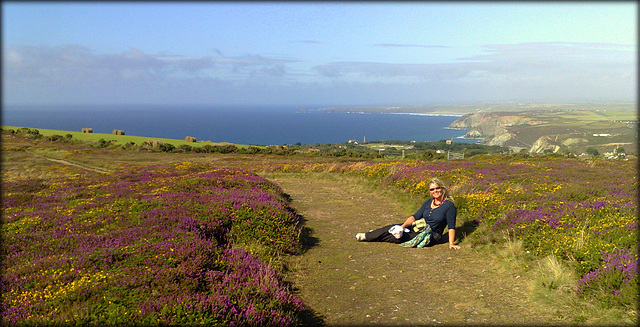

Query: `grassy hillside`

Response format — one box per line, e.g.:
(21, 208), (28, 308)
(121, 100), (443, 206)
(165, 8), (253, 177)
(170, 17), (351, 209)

(2, 125), (252, 148)
(2, 131), (637, 325)
(449, 105), (637, 154)
(511, 109), (636, 153)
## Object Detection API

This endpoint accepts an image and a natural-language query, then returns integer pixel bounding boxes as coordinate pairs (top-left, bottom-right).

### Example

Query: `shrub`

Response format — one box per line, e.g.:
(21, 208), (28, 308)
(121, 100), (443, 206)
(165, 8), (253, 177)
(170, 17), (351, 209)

(2, 163), (305, 325)
(47, 134), (64, 142)
(176, 144), (193, 152)
(157, 142), (175, 152)
(240, 146), (263, 154)
(576, 248), (638, 308)
(586, 147), (600, 156)
(96, 138), (113, 148)
(15, 127), (42, 139)
(215, 145), (239, 154)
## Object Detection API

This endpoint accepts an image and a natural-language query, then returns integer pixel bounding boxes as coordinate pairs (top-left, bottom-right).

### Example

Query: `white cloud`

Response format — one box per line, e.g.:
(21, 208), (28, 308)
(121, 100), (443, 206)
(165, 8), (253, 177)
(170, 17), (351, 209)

(312, 42), (636, 103)
(2, 42), (635, 106)
(3, 45), (298, 82)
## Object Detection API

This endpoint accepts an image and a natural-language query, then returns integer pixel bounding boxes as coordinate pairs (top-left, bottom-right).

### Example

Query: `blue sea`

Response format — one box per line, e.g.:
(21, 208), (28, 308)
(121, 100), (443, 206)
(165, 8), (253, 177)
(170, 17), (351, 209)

(2, 105), (476, 146)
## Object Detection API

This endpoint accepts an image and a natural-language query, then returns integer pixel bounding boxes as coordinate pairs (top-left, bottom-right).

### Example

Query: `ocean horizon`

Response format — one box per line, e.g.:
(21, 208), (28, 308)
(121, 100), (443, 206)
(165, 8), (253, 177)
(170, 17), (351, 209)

(2, 105), (477, 145)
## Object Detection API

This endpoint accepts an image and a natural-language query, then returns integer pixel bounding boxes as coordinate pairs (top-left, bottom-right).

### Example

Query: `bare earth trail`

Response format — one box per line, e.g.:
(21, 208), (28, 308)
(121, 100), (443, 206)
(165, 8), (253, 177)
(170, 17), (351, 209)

(267, 173), (559, 326)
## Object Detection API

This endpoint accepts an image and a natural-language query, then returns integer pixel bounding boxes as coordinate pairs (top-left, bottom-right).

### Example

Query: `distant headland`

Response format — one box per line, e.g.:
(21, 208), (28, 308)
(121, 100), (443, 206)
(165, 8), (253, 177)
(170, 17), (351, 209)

(309, 103), (637, 155)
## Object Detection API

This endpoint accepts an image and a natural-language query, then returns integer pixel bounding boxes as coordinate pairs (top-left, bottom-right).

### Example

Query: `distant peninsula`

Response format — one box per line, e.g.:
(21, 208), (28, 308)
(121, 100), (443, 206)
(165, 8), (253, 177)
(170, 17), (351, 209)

(313, 103), (637, 155)
(313, 104), (479, 115)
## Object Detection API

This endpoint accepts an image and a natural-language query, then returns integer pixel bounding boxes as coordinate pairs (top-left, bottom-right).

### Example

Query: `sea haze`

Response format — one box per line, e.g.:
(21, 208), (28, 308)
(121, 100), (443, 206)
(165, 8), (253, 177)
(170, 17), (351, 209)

(2, 105), (476, 145)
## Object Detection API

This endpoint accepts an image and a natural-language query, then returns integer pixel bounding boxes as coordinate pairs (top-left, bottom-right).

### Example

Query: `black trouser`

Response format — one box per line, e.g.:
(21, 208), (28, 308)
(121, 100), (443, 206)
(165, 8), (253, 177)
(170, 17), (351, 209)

(364, 224), (420, 244)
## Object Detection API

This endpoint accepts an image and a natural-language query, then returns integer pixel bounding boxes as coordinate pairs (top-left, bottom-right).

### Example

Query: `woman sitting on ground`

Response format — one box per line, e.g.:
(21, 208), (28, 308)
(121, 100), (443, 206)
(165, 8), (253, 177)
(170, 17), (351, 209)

(355, 178), (460, 250)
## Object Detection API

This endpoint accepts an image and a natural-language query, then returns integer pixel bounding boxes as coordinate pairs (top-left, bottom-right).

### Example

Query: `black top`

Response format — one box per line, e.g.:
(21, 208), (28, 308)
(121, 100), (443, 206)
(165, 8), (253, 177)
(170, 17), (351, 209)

(412, 199), (457, 235)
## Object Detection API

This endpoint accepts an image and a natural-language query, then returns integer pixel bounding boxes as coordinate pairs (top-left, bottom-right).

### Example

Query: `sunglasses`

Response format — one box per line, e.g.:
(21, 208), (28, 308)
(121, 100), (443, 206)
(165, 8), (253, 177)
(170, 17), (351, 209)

(429, 186), (442, 191)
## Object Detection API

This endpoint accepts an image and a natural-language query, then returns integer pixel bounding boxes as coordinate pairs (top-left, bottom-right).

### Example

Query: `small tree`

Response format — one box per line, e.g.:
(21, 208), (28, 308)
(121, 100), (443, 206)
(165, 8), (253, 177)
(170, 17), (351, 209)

(242, 146), (262, 154)
(586, 147), (599, 157)
(97, 138), (112, 148)
(47, 134), (64, 142)
(158, 143), (175, 152)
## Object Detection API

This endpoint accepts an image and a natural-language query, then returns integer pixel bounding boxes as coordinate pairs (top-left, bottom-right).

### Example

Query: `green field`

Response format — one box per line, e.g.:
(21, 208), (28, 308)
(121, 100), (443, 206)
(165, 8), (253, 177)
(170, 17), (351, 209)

(1, 126), (256, 148)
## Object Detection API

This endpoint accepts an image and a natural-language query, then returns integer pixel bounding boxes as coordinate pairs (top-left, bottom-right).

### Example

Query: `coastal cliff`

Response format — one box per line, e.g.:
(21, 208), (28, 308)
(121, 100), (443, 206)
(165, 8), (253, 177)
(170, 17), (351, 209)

(449, 112), (549, 152)
(448, 107), (636, 154)
(316, 103), (636, 155)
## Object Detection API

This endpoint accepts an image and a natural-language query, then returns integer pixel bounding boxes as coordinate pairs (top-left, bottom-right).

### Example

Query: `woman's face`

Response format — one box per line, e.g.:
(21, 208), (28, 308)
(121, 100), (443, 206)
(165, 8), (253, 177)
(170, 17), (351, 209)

(429, 183), (443, 198)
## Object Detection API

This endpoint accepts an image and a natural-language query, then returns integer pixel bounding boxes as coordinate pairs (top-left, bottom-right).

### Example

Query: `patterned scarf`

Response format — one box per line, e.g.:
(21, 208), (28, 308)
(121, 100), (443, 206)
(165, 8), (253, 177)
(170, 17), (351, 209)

(400, 223), (432, 248)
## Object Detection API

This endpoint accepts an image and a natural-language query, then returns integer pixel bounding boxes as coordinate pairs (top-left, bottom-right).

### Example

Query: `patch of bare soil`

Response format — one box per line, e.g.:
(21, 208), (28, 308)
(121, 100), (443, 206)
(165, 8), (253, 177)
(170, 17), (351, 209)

(268, 173), (564, 326)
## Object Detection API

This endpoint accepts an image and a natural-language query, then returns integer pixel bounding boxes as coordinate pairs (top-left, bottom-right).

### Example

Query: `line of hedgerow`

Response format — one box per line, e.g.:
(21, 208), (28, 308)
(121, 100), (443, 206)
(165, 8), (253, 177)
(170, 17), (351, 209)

(3, 127), (514, 159)
(3, 127), (382, 158)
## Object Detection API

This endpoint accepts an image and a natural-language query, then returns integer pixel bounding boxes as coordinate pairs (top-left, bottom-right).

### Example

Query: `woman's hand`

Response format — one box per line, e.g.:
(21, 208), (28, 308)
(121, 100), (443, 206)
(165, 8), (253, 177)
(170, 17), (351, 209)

(448, 229), (460, 250)
(400, 216), (415, 229)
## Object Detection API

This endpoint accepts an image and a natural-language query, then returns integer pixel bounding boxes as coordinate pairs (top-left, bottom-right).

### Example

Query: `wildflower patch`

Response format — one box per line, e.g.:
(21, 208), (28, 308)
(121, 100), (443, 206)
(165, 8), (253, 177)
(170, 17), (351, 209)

(265, 157), (638, 308)
(2, 163), (305, 325)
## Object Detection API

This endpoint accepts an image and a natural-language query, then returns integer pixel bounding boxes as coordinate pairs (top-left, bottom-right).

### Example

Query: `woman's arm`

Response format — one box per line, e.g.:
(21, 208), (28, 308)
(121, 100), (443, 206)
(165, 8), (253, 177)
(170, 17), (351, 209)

(399, 216), (416, 229)
(448, 229), (460, 250)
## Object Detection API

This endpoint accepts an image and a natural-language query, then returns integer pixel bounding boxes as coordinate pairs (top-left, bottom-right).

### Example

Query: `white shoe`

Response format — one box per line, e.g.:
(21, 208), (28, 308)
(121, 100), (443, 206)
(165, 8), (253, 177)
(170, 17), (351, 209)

(356, 233), (366, 241)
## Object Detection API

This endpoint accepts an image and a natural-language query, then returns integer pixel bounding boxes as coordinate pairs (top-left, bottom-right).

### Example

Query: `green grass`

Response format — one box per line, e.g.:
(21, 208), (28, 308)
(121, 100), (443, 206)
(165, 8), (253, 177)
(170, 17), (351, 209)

(2, 126), (258, 149)
(534, 110), (633, 128)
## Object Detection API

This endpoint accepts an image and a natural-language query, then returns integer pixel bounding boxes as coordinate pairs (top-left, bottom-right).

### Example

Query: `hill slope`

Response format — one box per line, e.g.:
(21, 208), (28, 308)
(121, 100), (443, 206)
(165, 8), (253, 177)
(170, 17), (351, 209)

(449, 106), (637, 154)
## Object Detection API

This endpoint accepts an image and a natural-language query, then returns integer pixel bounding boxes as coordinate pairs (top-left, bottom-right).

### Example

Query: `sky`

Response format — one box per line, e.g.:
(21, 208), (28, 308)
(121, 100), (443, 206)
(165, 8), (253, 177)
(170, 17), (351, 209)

(2, 1), (637, 108)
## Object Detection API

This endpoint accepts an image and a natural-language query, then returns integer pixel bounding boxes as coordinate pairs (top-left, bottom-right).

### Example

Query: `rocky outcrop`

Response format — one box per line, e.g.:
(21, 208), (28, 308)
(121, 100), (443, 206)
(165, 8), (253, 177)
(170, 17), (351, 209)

(450, 113), (510, 140)
(529, 136), (561, 154)
(487, 132), (515, 146)
(450, 112), (547, 138)
(445, 106), (637, 154)
(448, 112), (489, 129)
(465, 129), (484, 138)
(449, 111), (551, 149)
(465, 124), (508, 140)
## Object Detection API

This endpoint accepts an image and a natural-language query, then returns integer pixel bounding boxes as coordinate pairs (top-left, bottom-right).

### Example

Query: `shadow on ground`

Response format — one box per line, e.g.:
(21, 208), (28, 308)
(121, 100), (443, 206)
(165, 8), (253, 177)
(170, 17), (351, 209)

(283, 192), (325, 325)
(426, 219), (479, 246)
(297, 214), (320, 253)
(284, 191), (321, 253)
(453, 219), (480, 243)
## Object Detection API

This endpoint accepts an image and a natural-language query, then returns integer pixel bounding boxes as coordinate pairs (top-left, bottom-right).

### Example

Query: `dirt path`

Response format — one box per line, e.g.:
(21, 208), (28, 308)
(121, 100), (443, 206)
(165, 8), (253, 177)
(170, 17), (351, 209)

(24, 149), (112, 174)
(41, 157), (112, 173)
(268, 173), (560, 326)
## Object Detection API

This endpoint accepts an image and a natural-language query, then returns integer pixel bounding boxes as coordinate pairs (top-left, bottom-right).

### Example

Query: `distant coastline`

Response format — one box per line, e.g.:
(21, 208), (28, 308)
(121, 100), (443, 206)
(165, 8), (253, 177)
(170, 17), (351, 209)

(308, 111), (462, 117)
(382, 112), (463, 117)
(314, 104), (480, 116)
(313, 102), (637, 116)
(2, 105), (474, 146)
